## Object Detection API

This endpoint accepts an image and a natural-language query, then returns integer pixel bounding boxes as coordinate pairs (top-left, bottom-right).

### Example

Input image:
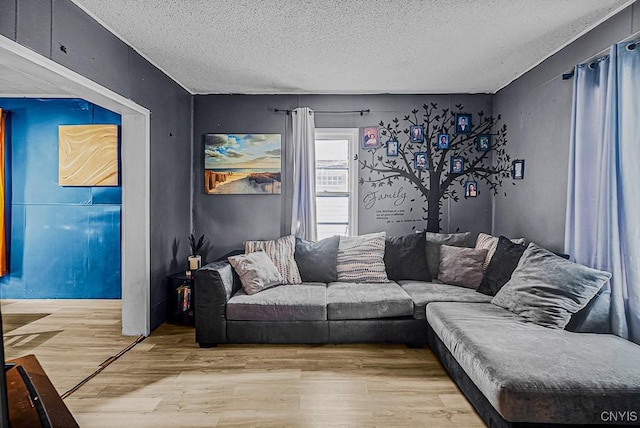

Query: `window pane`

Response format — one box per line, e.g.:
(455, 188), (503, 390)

(317, 224), (348, 240)
(316, 168), (348, 192)
(315, 132), (354, 238)
(316, 139), (348, 166)
(316, 196), (349, 223)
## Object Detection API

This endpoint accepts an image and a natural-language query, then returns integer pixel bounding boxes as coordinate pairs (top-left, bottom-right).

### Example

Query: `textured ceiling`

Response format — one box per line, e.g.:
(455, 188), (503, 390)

(70, 0), (632, 94)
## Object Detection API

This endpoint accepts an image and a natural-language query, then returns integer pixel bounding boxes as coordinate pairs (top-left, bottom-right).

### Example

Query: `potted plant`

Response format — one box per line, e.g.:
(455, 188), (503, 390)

(188, 233), (206, 271)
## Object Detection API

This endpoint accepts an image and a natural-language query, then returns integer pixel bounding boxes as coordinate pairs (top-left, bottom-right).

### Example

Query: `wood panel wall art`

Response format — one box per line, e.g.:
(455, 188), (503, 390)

(58, 124), (119, 186)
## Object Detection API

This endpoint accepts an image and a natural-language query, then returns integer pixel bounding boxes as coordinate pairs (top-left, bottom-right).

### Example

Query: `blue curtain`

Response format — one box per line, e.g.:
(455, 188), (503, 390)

(290, 107), (317, 241)
(566, 41), (640, 344)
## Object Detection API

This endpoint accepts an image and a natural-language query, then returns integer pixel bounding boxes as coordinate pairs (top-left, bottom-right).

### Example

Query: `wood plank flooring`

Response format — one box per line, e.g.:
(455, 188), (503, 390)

(1, 300), (485, 427)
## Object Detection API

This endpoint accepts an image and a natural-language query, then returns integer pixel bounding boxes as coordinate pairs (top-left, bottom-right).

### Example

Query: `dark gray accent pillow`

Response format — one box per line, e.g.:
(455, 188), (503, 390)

(384, 231), (431, 281)
(437, 245), (487, 289)
(295, 236), (340, 283)
(477, 236), (527, 296)
(425, 231), (472, 278)
(491, 243), (612, 329)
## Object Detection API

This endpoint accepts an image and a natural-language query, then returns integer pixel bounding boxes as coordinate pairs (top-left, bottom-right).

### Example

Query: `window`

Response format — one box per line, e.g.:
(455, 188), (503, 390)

(315, 129), (358, 240)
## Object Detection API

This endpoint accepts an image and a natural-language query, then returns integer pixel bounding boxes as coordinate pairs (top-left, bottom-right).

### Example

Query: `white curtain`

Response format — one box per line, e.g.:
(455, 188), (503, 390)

(565, 41), (640, 344)
(290, 107), (317, 241)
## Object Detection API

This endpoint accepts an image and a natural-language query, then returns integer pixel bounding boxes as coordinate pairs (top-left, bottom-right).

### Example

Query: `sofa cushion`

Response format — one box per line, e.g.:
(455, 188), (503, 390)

(384, 231), (431, 281)
(228, 251), (282, 295)
(425, 231), (472, 278)
(326, 282), (413, 320)
(476, 236), (527, 296)
(398, 280), (492, 319)
(437, 245), (487, 289)
(295, 236), (340, 283)
(426, 302), (640, 424)
(227, 282), (327, 321)
(336, 232), (389, 283)
(475, 232), (525, 270)
(492, 242), (611, 329)
(245, 235), (302, 284)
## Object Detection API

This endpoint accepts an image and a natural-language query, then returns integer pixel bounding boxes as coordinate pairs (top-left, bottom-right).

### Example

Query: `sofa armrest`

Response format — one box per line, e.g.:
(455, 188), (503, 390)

(193, 261), (240, 346)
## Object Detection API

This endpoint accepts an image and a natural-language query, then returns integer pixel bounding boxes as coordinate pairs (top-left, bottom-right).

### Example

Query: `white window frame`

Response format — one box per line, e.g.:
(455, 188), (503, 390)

(314, 128), (359, 236)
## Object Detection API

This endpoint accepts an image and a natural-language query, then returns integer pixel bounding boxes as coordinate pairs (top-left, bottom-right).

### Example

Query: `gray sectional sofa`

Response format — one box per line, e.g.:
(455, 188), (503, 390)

(193, 233), (640, 427)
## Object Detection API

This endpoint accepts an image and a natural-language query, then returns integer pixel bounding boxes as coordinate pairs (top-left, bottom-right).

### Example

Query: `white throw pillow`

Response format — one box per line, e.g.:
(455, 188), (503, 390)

(228, 251), (282, 295)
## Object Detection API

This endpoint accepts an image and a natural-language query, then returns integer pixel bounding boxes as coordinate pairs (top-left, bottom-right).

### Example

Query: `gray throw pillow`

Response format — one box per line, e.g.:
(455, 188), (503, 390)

(295, 236), (340, 283)
(425, 231), (472, 278)
(437, 245), (487, 289)
(491, 242), (612, 329)
(228, 251), (282, 295)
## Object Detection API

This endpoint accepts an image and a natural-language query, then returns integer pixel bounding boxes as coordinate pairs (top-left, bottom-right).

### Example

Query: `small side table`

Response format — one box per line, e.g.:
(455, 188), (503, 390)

(166, 271), (195, 325)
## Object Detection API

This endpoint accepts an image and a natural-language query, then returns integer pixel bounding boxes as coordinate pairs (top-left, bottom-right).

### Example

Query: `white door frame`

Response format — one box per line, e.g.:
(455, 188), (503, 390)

(0, 35), (150, 336)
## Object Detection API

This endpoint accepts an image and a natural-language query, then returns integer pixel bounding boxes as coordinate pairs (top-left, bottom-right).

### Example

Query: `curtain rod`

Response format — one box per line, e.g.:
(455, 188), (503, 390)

(274, 108), (370, 116)
(562, 38), (639, 80)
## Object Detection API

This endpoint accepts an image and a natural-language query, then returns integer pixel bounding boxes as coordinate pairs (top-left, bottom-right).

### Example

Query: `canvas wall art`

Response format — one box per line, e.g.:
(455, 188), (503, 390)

(58, 124), (119, 186)
(204, 133), (282, 194)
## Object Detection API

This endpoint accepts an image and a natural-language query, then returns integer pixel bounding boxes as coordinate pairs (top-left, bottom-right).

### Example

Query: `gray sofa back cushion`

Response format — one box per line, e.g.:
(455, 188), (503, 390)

(295, 236), (340, 283)
(491, 243), (612, 329)
(384, 231), (431, 281)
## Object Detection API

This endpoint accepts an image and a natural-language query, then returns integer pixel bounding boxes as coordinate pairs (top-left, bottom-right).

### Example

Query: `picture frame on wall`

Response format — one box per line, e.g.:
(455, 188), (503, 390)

(386, 140), (399, 156)
(362, 126), (379, 149)
(451, 156), (464, 174)
(414, 152), (428, 170)
(437, 133), (450, 150)
(203, 133), (282, 195)
(465, 181), (478, 198)
(477, 134), (491, 151)
(455, 113), (472, 134)
(512, 159), (525, 179)
(409, 125), (424, 143)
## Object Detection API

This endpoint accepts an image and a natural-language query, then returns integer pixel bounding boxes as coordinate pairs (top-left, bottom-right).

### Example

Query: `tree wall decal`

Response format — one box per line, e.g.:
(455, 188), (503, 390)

(356, 103), (513, 232)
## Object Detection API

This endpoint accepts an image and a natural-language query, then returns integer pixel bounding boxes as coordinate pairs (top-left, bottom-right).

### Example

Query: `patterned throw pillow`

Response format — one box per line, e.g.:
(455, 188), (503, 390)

(475, 232), (525, 270)
(244, 235), (302, 284)
(336, 232), (389, 283)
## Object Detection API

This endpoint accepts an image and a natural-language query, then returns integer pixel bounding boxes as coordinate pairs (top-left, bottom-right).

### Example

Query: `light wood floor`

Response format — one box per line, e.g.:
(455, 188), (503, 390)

(1, 299), (485, 427)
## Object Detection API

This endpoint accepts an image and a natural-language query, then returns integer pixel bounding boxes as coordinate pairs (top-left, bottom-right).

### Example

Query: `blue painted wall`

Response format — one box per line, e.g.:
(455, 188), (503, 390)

(0, 98), (121, 298)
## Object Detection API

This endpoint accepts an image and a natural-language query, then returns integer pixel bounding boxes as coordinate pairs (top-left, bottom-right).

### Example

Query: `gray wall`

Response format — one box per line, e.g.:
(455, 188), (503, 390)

(194, 94), (495, 260)
(2, 0), (193, 329)
(493, 3), (640, 252)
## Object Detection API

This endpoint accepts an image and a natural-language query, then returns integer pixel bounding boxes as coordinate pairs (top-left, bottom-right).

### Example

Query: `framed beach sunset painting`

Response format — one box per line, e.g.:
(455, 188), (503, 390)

(203, 133), (282, 194)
